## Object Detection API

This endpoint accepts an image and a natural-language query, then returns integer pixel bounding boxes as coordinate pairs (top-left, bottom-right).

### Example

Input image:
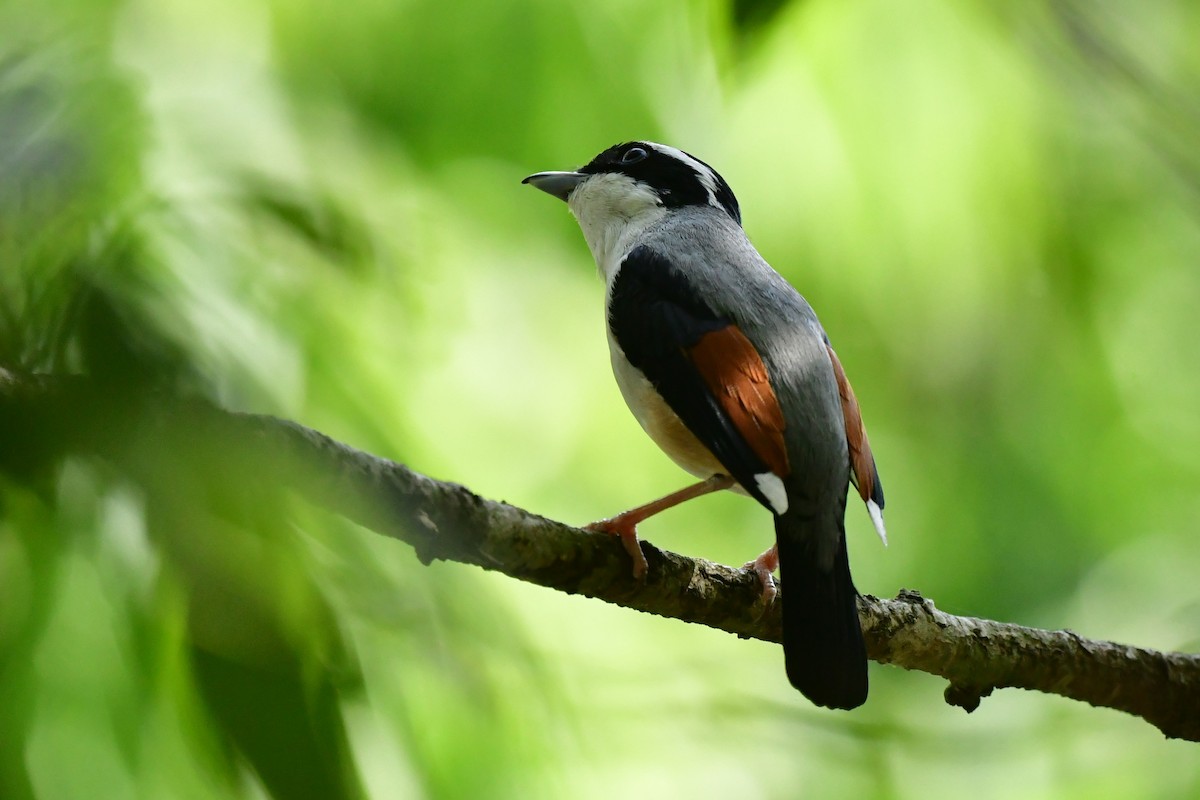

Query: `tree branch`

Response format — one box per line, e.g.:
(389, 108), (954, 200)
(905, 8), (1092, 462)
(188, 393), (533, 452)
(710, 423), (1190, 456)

(2, 371), (1198, 740)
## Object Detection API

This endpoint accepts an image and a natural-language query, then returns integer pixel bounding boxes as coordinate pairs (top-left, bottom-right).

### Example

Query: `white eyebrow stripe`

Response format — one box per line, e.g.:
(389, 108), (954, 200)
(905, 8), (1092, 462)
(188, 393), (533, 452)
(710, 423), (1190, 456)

(645, 142), (723, 211)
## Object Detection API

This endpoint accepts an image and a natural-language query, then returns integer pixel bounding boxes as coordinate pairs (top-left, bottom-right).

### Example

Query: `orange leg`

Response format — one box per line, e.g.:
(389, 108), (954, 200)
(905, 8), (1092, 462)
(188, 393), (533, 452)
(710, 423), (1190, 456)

(587, 474), (735, 579)
(743, 544), (778, 604)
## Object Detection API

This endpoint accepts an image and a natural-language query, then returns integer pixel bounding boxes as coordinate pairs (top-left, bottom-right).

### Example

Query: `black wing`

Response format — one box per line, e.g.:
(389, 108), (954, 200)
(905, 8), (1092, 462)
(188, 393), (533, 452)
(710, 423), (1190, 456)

(608, 245), (790, 511)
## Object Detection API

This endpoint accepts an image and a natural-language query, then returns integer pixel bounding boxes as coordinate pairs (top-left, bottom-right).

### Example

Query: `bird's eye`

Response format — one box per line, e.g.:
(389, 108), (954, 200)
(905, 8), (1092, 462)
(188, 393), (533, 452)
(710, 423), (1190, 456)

(620, 146), (648, 165)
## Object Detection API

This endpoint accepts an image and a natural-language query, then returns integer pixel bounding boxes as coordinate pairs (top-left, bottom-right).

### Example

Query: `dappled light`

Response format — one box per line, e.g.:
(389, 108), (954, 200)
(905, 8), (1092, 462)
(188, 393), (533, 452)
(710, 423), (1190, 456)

(2, 0), (1199, 797)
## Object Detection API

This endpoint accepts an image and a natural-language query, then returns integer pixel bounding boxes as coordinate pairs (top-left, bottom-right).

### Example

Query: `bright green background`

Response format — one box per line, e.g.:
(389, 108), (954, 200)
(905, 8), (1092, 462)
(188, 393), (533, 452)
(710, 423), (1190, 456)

(2, 0), (1199, 797)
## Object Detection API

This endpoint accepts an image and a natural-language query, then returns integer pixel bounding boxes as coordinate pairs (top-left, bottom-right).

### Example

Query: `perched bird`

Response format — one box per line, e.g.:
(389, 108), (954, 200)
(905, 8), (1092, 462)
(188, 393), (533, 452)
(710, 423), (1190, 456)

(523, 142), (886, 710)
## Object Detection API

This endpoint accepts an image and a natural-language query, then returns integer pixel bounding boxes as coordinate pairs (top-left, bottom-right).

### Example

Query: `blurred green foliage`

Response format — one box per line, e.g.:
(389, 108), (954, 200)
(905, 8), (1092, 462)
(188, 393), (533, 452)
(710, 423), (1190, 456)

(2, 0), (1199, 797)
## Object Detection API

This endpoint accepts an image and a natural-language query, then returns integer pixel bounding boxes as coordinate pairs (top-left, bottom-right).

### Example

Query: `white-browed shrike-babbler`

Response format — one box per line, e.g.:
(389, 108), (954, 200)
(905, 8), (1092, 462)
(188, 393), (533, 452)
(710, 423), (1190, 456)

(523, 141), (886, 710)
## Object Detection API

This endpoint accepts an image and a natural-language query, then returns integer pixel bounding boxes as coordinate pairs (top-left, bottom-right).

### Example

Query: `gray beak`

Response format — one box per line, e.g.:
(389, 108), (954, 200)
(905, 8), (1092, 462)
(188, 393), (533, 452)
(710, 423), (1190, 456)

(522, 171), (586, 202)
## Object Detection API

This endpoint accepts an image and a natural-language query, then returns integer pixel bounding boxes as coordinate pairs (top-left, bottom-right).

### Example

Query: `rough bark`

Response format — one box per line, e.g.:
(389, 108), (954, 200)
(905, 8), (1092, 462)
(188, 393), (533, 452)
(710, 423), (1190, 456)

(2, 371), (1197, 740)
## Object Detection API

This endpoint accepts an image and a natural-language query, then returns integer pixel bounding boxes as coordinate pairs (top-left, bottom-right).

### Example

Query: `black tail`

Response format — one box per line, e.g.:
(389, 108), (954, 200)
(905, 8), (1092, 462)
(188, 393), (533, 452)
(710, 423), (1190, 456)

(775, 515), (867, 710)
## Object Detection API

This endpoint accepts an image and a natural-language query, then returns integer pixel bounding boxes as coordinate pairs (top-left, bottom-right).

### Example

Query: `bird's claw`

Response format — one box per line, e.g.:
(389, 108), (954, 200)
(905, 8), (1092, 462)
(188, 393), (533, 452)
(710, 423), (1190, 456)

(743, 544), (779, 605)
(585, 518), (648, 581)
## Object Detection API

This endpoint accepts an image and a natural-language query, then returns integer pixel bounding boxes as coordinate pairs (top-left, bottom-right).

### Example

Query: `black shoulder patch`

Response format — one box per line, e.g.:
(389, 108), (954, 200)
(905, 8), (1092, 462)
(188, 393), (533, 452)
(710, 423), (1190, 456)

(608, 246), (775, 509)
(609, 246), (726, 361)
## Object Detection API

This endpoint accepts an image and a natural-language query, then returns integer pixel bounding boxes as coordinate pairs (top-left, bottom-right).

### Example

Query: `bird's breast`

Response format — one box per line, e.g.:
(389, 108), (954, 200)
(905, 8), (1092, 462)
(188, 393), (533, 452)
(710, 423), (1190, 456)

(606, 329), (727, 481)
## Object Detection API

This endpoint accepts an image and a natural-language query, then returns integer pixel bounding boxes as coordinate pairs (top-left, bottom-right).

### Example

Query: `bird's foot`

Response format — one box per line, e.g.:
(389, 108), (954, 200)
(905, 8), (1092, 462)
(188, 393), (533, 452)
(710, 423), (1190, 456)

(583, 475), (735, 581)
(585, 515), (649, 581)
(742, 544), (779, 605)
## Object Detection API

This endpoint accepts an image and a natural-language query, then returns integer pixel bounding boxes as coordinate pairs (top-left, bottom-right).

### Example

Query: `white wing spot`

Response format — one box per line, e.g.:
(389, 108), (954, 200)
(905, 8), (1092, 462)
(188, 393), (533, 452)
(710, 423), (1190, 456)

(754, 472), (789, 515)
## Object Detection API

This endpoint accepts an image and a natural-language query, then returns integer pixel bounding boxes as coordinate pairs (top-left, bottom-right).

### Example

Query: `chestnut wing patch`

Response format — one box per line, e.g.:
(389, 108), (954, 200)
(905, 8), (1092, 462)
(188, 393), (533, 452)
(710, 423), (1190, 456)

(609, 246), (788, 512)
(824, 341), (884, 513)
(688, 326), (789, 479)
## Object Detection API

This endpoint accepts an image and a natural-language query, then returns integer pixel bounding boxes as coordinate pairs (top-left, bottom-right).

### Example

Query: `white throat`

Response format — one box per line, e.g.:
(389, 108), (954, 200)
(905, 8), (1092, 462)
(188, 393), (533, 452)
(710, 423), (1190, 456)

(567, 173), (667, 285)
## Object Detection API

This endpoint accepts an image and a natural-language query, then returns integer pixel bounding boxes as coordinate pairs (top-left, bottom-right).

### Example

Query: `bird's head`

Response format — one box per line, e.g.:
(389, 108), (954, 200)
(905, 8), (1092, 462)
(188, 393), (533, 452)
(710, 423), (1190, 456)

(523, 141), (741, 269)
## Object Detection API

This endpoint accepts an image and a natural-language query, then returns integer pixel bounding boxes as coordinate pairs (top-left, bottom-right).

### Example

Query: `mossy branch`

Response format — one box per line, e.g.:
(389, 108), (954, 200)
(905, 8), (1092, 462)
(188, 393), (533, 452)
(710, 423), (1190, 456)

(2, 371), (1197, 741)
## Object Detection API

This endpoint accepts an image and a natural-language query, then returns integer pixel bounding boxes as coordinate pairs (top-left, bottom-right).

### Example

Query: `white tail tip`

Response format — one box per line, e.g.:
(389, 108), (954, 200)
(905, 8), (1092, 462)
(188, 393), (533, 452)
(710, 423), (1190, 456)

(866, 499), (887, 546)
